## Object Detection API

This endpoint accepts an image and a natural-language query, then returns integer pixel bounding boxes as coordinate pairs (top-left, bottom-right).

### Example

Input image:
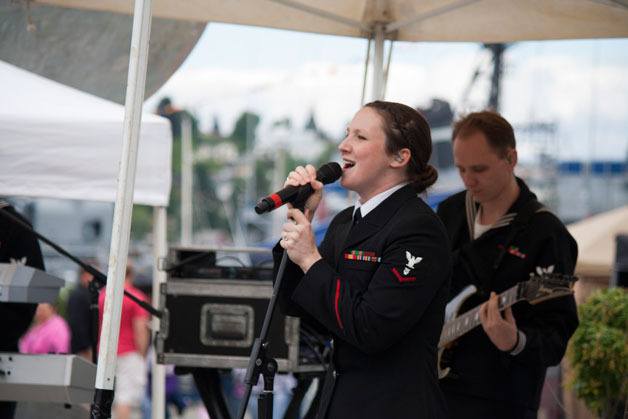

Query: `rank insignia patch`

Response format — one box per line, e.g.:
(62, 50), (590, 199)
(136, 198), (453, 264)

(392, 267), (416, 283)
(343, 250), (381, 263)
(404, 251), (422, 275)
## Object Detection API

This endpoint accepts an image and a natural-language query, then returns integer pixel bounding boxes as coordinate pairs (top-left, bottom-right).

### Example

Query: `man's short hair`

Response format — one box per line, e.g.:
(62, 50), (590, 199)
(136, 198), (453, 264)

(452, 111), (516, 157)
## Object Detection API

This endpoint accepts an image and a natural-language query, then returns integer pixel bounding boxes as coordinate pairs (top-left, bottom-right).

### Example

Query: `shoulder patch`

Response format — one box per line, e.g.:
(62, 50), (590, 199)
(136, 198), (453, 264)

(404, 251), (422, 275)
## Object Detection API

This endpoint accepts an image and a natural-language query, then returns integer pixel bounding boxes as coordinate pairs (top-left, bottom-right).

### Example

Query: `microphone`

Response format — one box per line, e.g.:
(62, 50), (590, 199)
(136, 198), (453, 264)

(254, 162), (342, 214)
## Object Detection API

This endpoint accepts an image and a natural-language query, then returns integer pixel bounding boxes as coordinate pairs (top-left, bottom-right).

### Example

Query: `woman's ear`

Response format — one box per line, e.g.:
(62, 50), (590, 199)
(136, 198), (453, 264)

(391, 148), (411, 168)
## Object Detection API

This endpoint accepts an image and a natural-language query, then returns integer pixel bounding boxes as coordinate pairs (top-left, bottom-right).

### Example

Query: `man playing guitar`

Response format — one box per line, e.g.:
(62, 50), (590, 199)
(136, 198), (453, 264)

(436, 111), (579, 419)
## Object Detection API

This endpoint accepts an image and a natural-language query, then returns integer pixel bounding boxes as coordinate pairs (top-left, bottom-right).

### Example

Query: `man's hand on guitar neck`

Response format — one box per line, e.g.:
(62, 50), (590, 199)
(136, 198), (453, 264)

(479, 292), (519, 352)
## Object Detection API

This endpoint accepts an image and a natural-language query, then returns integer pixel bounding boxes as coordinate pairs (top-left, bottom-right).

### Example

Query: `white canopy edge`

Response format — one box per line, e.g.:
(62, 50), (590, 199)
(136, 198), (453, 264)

(38, 0), (628, 42)
(0, 60), (172, 207)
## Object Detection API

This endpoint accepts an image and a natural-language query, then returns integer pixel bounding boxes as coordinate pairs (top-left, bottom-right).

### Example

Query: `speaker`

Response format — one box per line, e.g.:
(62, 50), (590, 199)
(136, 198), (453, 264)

(155, 246), (326, 373)
(613, 234), (628, 288)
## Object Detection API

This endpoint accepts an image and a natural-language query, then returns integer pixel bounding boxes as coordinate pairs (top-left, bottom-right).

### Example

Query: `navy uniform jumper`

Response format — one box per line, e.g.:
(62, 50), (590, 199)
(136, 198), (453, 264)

(436, 178), (579, 419)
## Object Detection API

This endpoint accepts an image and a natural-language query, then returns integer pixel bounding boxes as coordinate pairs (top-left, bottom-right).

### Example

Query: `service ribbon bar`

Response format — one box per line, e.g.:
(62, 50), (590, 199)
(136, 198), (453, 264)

(343, 250), (381, 263)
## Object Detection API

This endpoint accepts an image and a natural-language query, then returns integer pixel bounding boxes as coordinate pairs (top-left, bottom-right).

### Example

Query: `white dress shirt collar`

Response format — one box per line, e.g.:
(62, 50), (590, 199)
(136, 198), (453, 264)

(353, 182), (409, 218)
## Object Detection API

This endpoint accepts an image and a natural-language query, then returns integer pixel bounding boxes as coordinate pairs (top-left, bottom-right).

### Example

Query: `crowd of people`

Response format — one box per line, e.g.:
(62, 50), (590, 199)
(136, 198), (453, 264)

(1, 100), (580, 419)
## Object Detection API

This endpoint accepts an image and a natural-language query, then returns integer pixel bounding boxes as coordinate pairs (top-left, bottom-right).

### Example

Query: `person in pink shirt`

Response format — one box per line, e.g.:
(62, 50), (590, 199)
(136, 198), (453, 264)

(98, 263), (150, 419)
(19, 302), (70, 354)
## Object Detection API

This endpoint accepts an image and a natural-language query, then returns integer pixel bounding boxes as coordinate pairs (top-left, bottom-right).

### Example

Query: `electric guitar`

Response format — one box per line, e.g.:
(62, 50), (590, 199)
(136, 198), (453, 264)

(437, 271), (577, 379)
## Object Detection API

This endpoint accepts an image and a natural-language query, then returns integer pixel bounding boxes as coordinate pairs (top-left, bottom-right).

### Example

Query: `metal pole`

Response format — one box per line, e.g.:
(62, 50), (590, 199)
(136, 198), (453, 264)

(372, 23), (385, 101)
(92, 0), (153, 416)
(181, 116), (193, 245)
(382, 40), (394, 99)
(486, 43), (506, 112)
(271, 147), (287, 239)
(151, 206), (167, 419)
(360, 36), (372, 106)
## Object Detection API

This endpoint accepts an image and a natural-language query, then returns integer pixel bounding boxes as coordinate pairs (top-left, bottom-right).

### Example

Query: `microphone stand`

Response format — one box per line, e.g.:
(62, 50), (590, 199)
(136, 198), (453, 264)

(237, 199), (307, 419)
(236, 250), (289, 419)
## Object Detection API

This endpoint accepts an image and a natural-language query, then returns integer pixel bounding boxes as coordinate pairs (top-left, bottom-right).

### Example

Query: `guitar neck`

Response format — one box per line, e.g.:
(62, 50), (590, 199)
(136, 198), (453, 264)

(439, 284), (520, 347)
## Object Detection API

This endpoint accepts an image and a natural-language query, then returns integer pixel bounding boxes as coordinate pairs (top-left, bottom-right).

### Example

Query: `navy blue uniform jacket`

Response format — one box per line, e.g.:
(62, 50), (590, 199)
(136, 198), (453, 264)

(436, 179), (579, 417)
(276, 185), (451, 419)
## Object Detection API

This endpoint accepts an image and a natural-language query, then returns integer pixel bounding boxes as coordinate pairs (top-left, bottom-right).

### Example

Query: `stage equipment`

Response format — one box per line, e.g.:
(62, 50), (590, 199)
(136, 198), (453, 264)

(0, 263), (64, 303)
(155, 246), (326, 373)
(0, 353), (96, 404)
(614, 234), (628, 287)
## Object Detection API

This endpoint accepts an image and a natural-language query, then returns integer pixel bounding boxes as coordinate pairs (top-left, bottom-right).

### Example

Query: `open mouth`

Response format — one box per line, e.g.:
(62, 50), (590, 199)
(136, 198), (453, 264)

(343, 160), (355, 170)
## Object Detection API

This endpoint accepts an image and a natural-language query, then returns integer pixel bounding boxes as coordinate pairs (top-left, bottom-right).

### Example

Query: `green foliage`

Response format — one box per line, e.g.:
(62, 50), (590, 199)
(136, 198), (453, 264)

(255, 157), (275, 200)
(230, 112), (260, 153)
(568, 287), (628, 418)
(131, 205), (153, 240)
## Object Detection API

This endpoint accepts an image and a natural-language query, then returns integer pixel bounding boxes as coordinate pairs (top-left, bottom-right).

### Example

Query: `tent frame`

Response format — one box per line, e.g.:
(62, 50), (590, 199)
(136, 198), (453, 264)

(92, 1), (169, 417)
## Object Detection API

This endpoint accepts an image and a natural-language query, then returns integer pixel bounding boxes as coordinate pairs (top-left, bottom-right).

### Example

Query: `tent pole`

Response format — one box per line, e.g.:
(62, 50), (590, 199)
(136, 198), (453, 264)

(360, 36), (372, 106)
(92, 0), (153, 416)
(151, 206), (168, 419)
(372, 23), (385, 101)
(382, 40), (394, 99)
(181, 115), (193, 245)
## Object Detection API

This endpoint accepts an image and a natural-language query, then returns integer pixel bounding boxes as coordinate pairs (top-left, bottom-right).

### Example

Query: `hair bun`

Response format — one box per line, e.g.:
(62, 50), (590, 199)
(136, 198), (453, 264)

(411, 164), (438, 192)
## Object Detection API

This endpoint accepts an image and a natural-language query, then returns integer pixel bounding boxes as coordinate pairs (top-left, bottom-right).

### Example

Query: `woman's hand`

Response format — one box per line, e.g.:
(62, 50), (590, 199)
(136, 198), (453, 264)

(284, 164), (324, 221)
(280, 208), (322, 273)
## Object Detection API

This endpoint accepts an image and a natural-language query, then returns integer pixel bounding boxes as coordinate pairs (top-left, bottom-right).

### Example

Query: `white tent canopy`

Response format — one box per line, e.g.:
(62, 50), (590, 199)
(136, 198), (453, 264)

(0, 60), (172, 206)
(568, 205), (628, 277)
(40, 0), (628, 42)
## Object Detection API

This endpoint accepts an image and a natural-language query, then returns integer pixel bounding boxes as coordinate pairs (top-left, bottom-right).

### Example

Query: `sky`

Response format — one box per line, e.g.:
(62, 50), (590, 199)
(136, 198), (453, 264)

(145, 23), (628, 162)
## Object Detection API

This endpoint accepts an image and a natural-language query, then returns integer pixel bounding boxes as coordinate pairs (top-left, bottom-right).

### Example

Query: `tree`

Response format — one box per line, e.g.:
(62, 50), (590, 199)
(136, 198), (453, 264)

(230, 111), (260, 153)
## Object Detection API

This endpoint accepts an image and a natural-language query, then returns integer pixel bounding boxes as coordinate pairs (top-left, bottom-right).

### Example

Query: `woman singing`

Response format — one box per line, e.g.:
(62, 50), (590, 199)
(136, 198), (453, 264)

(276, 101), (451, 419)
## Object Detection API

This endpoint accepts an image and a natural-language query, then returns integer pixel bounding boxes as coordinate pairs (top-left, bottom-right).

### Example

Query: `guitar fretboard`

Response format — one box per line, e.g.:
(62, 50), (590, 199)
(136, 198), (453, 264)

(439, 285), (520, 347)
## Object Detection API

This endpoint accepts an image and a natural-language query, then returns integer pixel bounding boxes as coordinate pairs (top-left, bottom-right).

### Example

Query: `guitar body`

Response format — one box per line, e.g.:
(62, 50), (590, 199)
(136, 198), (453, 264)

(436, 272), (576, 380)
(438, 285), (477, 379)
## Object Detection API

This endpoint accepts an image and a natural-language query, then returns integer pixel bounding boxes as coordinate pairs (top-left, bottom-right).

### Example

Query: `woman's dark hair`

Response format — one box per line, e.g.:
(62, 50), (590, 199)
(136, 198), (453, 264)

(364, 100), (438, 193)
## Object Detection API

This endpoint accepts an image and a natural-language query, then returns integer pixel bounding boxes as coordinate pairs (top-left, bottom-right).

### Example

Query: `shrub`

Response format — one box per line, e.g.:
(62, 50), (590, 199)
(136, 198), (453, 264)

(568, 287), (628, 418)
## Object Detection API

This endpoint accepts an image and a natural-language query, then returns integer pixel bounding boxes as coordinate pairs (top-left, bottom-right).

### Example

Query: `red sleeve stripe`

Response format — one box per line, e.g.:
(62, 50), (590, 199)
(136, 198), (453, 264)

(391, 267), (416, 283)
(334, 278), (344, 330)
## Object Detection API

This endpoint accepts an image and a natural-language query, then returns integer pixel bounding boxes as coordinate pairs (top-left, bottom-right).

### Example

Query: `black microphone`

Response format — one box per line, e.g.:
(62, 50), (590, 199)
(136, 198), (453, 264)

(254, 162), (342, 214)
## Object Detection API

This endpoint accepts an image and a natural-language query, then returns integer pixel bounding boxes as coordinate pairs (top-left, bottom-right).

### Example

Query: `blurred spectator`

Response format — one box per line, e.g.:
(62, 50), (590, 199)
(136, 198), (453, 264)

(67, 264), (97, 360)
(98, 263), (150, 419)
(156, 97), (182, 138)
(142, 362), (189, 419)
(19, 302), (70, 354)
